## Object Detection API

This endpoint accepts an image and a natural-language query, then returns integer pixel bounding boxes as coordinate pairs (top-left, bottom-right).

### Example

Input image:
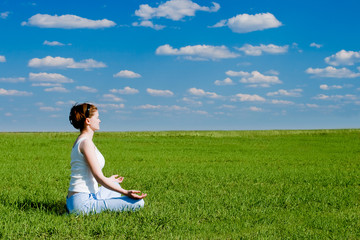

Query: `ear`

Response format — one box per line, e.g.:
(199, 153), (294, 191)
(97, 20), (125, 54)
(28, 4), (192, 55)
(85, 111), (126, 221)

(84, 117), (91, 125)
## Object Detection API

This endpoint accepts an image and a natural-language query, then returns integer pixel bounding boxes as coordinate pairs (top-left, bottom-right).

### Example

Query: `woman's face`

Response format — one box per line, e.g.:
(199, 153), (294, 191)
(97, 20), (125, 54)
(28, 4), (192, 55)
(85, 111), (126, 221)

(88, 110), (101, 131)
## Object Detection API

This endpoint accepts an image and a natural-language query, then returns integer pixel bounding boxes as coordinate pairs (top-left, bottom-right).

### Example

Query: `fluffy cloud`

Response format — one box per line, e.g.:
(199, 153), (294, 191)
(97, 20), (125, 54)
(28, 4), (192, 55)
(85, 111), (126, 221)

(113, 70), (141, 78)
(249, 106), (262, 112)
(32, 83), (61, 87)
(96, 103), (125, 109)
(310, 42), (322, 48)
(135, 0), (220, 21)
(135, 104), (188, 111)
(182, 97), (202, 107)
(29, 72), (74, 83)
(306, 66), (360, 78)
(132, 20), (165, 30)
(266, 89), (302, 97)
(313, 94), (356, 101)
(110, 87), (139, 95)
(44, 87), (69, 93)
(0, 55), (5, 62)
(320, 84), (342, 90)
(156, 44), (238, 61)
(147, 88), (174, 97)
(28, 56), (106, 69)
(232, 93), (265, 102)
(43, 40), (71, 46)
(22, 14), (116, 29)
(239, 71), (281, 87)
(76, 86), (98, 93)
(188, 88), (220, 99)
(211, 13), (282, 33)
(325, 50), (360, 66)
(236, 44), (288, 56)
(225, 70), (250, 77)
(214, 77), (234, 86)
(0, 88), (33, 96)
(0, 77), (25, 83)
(102, 94), (124, 102)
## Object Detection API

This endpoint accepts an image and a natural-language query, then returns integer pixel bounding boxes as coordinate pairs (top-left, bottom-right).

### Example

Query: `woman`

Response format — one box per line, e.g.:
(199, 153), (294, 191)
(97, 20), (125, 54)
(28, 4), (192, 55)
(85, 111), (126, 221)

(67, 103), (146, 214)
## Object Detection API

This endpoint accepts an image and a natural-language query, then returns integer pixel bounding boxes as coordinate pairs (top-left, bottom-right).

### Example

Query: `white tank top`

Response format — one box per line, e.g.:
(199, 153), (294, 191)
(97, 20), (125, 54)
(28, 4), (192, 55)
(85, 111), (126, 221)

(68, 137), (105, 193)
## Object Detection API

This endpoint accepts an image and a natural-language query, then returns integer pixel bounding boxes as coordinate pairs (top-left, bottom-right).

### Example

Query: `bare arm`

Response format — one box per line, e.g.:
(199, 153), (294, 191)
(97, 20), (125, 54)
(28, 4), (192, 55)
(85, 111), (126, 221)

(80, 139), (147, 199)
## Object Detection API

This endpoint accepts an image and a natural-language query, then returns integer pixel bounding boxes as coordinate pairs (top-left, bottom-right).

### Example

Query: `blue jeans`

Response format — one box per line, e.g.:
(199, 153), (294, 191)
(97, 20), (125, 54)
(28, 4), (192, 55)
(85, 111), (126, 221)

(66, 183), (145, 214)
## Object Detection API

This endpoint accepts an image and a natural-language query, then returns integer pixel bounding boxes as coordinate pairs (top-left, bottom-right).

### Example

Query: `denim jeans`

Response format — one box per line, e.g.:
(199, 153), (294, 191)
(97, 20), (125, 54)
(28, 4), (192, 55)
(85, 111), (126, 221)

(66, 183), (145, 214)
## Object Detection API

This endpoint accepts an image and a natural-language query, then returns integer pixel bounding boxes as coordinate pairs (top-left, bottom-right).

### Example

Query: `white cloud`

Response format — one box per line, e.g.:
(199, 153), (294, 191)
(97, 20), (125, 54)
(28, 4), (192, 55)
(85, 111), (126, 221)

(29, 72), (74, 83)
(214, 77), (234, 86)
(211, 13), (282, 33)
(40, 106), (61, 111)
(28, 56), (106, 69)
(95, 103), (125, 109)
(306, 66), (360, 78)
(5, 112), (12, 117)
(182, 97), (202, 106)
(240, 71), (282, 86)
(135, 0), (220, 21)
(76, 86), (98, 93)
(1, 11), (10, 19)
(218, 104), (236, 109)
(249, 106), (262, 112)
(110, 87), (139, 95)
(0, 77), (26, 83)
(192, 110), (208, 115)
(320, 84), (342, 90)
(236, 44), (288, 56)
(147, 88), (174, 97)
(132, 20), (165, 30)
(270, 99), (294, 105)
(313, 94), (356, 101)
(32, 83), (62, 87)
(310, 42), (322, 48)
(43, 40), (71, 46)
(22, 14), (116, 29)
(135, 104), (188, 111)
(306, 104), (319, 108)
(113, 70), (141, 78)
(325, 50), (360, 66)
(0, 55), (5, 62)
(225, 70), (250, 77)
(188, 88), (220, 99)
(56, 100), (76, 106)
(232, 93), (265, 102)
(156, 44), (239, 61)
(44, 87), (69, 93)
(266, 89), (302, 97)
(102, 94), (124, 102)
(0, 88), (33, 96)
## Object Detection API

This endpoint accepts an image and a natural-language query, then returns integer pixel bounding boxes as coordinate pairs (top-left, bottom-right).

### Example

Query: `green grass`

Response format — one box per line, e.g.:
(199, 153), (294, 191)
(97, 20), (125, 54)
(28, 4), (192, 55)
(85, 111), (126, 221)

(0, 130), (359, 239)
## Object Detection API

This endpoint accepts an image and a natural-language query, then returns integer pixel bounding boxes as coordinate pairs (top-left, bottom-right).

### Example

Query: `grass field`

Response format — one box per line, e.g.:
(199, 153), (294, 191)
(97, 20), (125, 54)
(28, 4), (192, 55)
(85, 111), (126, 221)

(0, 130), (359, 239)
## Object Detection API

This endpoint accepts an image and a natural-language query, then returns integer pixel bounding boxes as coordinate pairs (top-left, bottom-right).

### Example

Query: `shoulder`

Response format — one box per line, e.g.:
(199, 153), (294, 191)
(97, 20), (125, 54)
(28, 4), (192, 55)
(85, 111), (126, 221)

(79, 138), (95, 154)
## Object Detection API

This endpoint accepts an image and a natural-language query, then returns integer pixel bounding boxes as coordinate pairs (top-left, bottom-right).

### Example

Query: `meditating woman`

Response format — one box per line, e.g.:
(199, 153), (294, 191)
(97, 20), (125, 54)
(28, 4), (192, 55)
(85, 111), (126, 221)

(66, 103), (146, 214)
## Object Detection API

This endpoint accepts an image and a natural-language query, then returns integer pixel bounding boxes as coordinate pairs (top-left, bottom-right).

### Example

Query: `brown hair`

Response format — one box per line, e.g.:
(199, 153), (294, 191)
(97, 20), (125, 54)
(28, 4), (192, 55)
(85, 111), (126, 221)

(69, 103), (98, 130)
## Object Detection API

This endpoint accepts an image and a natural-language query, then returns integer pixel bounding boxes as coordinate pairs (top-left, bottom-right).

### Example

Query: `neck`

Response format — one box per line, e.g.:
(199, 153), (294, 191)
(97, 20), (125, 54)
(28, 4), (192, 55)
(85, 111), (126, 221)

(80, 127), (94, 140)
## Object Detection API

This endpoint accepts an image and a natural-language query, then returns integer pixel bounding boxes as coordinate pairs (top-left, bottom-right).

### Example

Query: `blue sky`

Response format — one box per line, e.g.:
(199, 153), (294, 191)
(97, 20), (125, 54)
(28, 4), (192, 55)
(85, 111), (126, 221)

(1, 0), (360, 131)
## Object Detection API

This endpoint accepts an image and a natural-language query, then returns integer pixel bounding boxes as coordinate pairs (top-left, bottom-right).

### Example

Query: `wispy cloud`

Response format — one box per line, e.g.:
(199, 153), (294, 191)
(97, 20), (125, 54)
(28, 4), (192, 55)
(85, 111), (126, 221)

(135, 104), (188, 111)
(0, 77), (26, 83)
(113, 70), (141, 78)
(211, 13), (282, 33)
(132, 20), (165, 30)
(238, 71), (282, 87)
(313, 94), (357, 101)
(76, 86), (98, 93)
(147, 88), (174, 97)
(325, 50), (360, 66)
(320, 84), (343, 90)
(310, 42), (322, 48)
(0, 88), (33, 96)
(44, 87), (69, 93)
(28, 56), (106, 69)
(0, 55), (5, 62)
(43, 40), (71, 46)
(156, 44), (239, 61)
(22, 14), (116, 29)
(236, 44), (288, 56)
(102, 94), (124, 102)
(188, 88), (221, 99)
(29, 72), (74, 83)
(0, 11), (10, 19)
(110, 87), (139, 95)
(232, 93), (266, 102)
(266, 89), (302, 97)
(306, 66), (360, 78)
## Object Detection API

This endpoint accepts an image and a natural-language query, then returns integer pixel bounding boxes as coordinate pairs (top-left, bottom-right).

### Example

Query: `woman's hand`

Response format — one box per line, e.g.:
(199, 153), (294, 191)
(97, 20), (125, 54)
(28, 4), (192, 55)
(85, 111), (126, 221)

(109, 175), (124, 183)
(126, 190), (147, 199)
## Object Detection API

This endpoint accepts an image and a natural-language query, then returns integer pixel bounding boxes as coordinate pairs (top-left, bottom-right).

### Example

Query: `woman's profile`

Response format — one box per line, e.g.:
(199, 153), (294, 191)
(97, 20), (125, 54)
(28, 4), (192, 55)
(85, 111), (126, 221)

(66, 103), (147, 214)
